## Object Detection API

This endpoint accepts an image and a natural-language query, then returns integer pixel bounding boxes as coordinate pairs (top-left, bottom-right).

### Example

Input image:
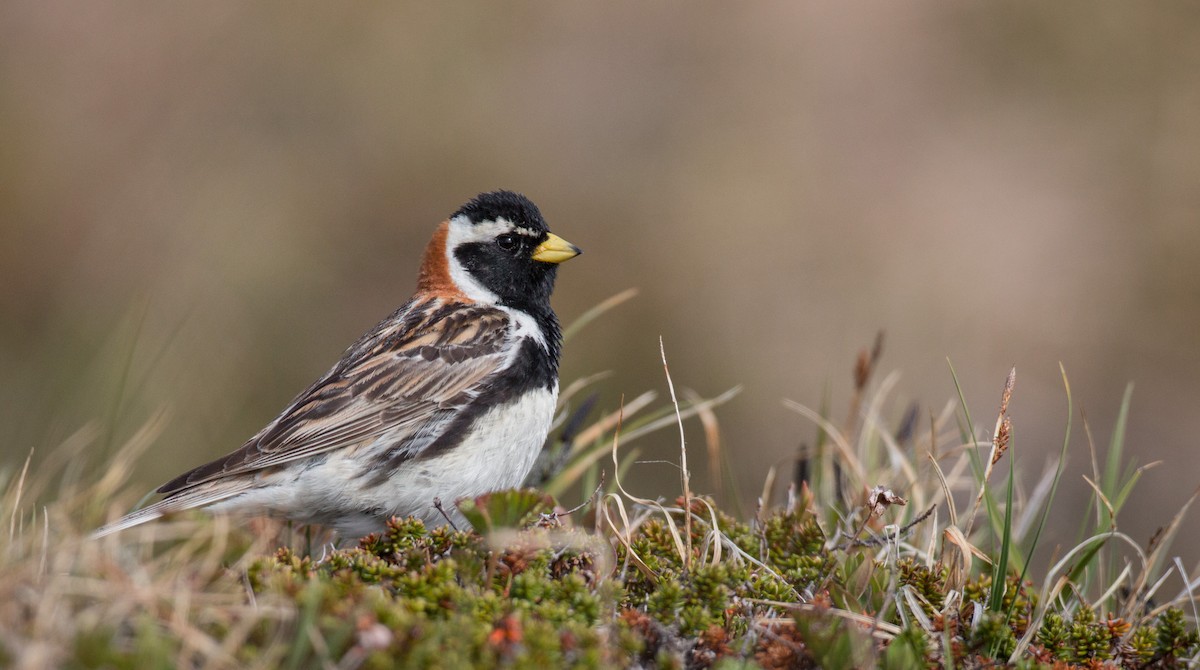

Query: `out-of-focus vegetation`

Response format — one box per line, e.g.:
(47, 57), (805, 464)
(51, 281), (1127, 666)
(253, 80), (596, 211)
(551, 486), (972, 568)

(3, 341), (1197, 668)
(3, 4), (1200, 561)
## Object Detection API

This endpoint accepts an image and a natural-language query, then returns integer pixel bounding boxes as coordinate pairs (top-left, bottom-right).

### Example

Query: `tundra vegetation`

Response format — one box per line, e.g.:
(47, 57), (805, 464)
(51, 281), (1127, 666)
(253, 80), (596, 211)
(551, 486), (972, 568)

(2, 300), (1196, 668)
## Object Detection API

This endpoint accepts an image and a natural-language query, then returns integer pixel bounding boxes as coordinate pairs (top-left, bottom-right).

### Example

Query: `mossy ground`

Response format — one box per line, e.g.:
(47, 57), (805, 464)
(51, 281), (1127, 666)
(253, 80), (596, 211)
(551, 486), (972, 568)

(14, 488), (1191, 669)
(3, 336), (1199, 668)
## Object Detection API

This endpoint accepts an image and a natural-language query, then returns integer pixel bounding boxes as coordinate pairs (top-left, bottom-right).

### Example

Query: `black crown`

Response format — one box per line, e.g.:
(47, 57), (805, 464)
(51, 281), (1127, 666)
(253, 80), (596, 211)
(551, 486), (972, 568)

(453, 190), (547, 232)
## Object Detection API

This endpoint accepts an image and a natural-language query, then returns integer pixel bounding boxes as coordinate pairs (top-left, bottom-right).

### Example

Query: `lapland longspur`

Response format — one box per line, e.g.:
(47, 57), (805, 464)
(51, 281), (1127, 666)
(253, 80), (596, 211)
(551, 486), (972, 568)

(95, 190), (580, 538)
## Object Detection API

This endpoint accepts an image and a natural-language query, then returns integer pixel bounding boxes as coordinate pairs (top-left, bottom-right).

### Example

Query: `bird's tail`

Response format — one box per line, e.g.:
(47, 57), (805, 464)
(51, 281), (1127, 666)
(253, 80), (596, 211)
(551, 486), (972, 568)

(90, 483), (251, 539)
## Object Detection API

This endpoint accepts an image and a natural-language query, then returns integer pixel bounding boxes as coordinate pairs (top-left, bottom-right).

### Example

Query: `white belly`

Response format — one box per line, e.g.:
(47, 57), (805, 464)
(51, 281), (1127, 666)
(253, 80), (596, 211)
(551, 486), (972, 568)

(365, 385), (558, 528)
(217, 385), (558, 537)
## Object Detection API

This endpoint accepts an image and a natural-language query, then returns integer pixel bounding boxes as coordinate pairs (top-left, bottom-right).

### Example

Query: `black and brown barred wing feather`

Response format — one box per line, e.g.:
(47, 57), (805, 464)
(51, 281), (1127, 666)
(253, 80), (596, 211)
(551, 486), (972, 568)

(161, 298), (512, 492)
(93, 299), (512, 537)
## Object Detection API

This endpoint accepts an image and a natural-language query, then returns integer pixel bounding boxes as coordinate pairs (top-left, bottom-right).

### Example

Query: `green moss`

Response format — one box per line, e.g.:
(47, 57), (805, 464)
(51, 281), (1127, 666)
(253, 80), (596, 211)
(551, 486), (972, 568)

(240, 517), (623, 668)
(1127, 624), (1158, 664)
(756, 506), (831, 589)
(967, 610), (1017, 660)
(1034, 612), (1070, 655)
(881, 627), (931, 670)
(960, 571), (1037, 635)
(896, 559), (948, 618)
(1156, 608), (1200, 663)
(25, 491), (1200, 668)
(1032, 607), (1190, 666)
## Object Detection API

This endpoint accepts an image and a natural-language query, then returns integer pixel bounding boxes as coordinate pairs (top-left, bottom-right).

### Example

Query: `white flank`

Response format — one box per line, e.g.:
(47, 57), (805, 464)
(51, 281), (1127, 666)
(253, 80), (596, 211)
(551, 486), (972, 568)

(205, 384), (559, 537)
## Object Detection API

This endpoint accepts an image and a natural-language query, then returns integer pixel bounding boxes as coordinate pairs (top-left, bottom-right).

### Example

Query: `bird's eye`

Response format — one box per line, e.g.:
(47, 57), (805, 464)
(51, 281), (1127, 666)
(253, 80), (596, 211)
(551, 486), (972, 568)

(496, 234), (519, 252)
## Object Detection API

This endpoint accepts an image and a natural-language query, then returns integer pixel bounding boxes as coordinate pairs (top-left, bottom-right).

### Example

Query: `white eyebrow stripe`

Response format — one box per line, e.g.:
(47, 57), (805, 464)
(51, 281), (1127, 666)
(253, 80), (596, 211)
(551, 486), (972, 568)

(457, 216), (541, 238)
(459, 218), (512, 239)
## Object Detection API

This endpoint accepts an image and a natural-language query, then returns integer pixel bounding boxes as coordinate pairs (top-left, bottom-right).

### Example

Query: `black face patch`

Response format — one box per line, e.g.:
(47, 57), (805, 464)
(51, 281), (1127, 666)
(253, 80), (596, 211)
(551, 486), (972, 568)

(453, 237), (557, 314)
(450, 190), (561, 315)
(448, 190), (564, 372)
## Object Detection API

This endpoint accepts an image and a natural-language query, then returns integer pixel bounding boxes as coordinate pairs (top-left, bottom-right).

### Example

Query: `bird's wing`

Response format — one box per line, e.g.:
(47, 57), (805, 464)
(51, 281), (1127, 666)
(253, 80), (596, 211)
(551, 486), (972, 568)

(157, 298), (514, 496)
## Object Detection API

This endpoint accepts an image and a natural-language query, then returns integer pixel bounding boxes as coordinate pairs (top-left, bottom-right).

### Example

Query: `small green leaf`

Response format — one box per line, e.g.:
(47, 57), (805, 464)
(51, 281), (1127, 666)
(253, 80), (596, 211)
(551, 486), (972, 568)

(456, 488), (556, 533)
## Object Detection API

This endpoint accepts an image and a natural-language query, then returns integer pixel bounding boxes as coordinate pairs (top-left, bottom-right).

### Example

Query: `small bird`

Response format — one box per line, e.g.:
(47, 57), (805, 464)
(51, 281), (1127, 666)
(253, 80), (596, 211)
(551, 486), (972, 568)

(94, 191), (580, 538)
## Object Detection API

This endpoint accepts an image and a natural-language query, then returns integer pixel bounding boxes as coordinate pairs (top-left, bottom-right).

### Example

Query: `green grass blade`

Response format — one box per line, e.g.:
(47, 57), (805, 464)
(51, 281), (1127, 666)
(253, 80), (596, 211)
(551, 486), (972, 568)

(989, 449), (1015, 613)
(1111, 470), (1146, 515)
(947, 359), (984, 481)
(948, 360), (1004, 544)
(1014, 364), (1072, 596)
(1102, 383), (1134, 497)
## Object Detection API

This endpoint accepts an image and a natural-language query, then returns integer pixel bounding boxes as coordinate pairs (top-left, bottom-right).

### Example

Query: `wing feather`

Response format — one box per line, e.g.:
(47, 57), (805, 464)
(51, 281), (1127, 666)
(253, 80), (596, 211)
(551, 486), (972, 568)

(157, 299), (512, 496)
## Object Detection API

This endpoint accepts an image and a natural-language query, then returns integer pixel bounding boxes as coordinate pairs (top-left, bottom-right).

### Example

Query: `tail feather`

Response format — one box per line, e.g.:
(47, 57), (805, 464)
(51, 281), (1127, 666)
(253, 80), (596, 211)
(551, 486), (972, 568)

(91, 483), (252, 539)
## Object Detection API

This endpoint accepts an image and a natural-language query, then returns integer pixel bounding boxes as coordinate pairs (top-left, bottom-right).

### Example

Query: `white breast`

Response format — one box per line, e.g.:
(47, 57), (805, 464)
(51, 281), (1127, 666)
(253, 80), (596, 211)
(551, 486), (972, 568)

(373, 385), (559, 528)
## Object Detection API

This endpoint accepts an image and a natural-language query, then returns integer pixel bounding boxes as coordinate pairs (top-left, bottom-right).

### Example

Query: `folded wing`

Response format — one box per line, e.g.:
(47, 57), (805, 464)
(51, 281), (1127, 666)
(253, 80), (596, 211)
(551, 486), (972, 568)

(158, 299), (514, 495)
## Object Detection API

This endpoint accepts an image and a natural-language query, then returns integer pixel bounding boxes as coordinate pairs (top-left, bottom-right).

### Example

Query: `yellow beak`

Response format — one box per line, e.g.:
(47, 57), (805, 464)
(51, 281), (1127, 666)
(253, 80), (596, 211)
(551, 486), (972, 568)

(531, 233), (582, 264)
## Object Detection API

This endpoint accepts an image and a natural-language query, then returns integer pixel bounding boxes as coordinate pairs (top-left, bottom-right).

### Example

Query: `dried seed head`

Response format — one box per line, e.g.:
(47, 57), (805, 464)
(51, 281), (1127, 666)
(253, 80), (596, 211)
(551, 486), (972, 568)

(990, 367), (1017, 464)
(1147, 526), (1165, 553)
(999, 367), (1016, 416)
(853, 331), (886, 391)
(866, 485), (907, 516)
(854, 349), (871, 390)
(992, 416), (1012, 465)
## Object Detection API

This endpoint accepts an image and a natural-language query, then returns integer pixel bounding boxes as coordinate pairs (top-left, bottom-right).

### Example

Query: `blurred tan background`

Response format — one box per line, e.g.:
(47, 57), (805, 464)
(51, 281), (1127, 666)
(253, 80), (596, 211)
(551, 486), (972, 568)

(2, 4), (1199, 553)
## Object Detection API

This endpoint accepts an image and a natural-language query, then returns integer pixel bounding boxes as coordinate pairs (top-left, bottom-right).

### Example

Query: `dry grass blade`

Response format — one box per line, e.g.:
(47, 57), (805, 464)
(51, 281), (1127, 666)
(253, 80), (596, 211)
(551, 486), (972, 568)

(684, 388), (724, 498)
(899, 585), (936, 633)
(90, 408), (169, 507)
(659, 337), (693, 572)
(1081, 474), (1117, 528)
(864, 408), (919, 489)
(607, 393), (688, 569)
(655, 499), (727, 569)
(1081, 408), (1104, 528)
(561, 287), (639, 342)
(544, 391), (658, 498)
(944, 525), (991, 591)
(569, 391), (657, 449)
(861, 371), (920, 490)
(7, 305), (1194, 668)
(617, 387), (740, 445)
(746, 599), (902, 639)
(7, 448), (34, 544)
(1095, 561), (1134, 610)
(593, 343), (743, 578)
(1171, 557), (1200, 639)
(600, 493), (656, 580)
(1122, 487), (1199, 622)
(758, 465), (777, 519)
(944, 525), (992, 567)
(781, 399), (868, 486)
(1011, 530), (1145, 660)
(556, 371), (614, 411)
(927, 453), (957, 528)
